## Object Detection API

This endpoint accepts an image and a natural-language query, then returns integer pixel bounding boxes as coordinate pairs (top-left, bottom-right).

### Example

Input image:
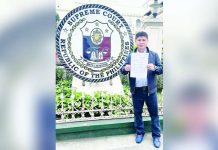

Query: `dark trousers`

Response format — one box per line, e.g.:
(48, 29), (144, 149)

(132, 88), (161, 138)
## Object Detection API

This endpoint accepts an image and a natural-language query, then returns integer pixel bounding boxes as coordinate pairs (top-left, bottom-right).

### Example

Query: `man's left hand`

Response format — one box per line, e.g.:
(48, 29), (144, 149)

(147, 64), (156, 71)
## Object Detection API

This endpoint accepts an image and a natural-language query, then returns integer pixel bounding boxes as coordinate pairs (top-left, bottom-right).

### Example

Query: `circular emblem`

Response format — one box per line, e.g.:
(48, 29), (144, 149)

(56, 4), (133, 82)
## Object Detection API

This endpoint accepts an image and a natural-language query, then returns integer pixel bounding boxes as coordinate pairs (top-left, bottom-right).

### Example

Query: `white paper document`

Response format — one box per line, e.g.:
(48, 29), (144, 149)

(130, 53), (148, 78)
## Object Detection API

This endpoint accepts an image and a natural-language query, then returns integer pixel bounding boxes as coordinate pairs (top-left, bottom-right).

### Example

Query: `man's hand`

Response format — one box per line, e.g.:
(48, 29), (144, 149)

(147, 63), (156, 71)
(124, 64), (131, 71)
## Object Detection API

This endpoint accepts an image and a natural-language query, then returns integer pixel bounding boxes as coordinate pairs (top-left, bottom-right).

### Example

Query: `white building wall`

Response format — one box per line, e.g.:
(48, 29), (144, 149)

(56, 0), (163, 58)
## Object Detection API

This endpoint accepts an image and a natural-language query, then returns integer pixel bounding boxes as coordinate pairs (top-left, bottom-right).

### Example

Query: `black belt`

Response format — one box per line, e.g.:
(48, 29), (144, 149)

(135, 86), (148, 91)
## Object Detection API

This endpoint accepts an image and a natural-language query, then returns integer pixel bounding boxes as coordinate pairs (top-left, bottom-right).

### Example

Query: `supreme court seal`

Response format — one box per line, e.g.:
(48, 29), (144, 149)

(56, 4), (133, 82)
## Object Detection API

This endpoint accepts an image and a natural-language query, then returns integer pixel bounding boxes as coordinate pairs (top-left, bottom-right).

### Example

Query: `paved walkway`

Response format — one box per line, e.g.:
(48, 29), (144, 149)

(57, 133), (163, 150)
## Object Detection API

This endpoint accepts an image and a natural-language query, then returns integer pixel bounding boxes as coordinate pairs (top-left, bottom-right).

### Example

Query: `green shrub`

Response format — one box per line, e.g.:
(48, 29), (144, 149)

(56, 67), (73, 84)
(56, 68), (163, 120)
(157, 75), (163, 92)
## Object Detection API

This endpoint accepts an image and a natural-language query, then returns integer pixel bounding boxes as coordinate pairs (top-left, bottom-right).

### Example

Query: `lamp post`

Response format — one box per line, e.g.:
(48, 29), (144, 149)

(150, 0), (162, 18)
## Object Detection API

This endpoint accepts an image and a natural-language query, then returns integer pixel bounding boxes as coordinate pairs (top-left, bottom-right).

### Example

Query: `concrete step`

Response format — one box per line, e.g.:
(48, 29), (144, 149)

(56, 133), (163, 150)
(56, 117), (163, 140)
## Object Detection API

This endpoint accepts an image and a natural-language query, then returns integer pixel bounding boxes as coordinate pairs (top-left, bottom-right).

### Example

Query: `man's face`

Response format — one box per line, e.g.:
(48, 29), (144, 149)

(135, 36), (148, 50)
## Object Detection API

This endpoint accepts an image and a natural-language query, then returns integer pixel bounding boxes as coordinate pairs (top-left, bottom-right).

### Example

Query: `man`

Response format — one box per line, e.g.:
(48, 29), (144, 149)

(121, 31), (163, 148)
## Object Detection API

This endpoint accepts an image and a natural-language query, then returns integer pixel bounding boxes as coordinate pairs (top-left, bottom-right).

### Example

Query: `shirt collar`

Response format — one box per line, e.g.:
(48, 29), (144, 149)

(136, 47), (149, 53)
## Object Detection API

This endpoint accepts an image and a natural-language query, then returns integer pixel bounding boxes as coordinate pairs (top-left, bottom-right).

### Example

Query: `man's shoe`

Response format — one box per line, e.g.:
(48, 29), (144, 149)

(153, 137), (161, 148)
(135, 134), (144, 143)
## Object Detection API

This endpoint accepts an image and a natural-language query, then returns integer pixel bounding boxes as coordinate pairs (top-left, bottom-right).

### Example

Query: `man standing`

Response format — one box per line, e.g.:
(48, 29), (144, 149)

(121, 31), (163, 148)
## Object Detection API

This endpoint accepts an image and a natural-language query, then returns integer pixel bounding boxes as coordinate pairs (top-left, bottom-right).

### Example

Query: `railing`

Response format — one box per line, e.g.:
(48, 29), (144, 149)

(56, 66), (163, 123)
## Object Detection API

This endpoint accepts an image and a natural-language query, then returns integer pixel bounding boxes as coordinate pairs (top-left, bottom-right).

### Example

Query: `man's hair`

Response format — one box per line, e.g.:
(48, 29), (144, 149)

(135, 31), (148, 40)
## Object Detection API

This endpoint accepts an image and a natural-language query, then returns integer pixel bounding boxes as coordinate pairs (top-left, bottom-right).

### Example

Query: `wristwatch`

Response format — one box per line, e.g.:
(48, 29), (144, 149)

(154, 65), (158, 71)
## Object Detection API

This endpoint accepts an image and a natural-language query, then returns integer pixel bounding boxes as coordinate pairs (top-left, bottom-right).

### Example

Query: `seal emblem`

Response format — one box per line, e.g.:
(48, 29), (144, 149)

(56, 4), (133, 82)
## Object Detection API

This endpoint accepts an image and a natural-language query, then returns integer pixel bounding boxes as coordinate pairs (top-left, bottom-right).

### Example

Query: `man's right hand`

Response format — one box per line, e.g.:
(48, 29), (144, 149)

(124, 64), (131, 71)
